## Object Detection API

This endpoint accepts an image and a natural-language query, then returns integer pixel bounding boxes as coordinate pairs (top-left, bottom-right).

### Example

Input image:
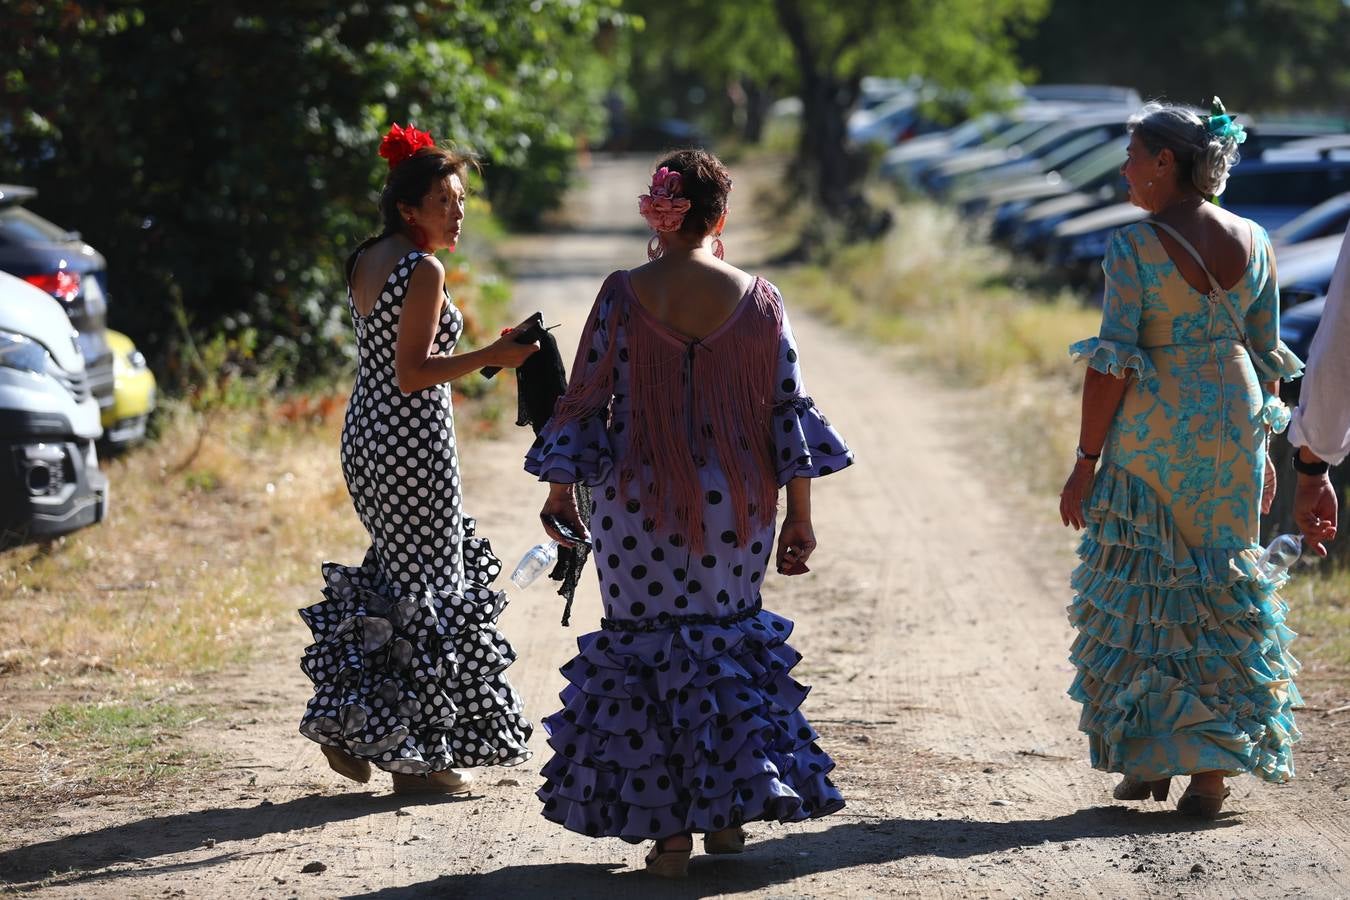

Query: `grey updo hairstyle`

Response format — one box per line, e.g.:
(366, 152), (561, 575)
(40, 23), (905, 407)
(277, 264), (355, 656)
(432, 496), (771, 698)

(1128, 102), (1243, 197)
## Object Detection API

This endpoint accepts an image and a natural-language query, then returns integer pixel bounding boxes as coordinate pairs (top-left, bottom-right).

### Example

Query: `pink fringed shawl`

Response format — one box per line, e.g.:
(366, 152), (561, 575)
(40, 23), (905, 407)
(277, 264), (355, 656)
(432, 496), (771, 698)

(551, 273), (782, 552)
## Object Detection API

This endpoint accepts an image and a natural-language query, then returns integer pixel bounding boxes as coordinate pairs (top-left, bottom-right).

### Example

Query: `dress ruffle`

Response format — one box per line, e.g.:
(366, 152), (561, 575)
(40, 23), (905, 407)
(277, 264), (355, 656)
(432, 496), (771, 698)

(299, 526), (532, 773)
(1069, 337), (1158, 387)
(537, 607), (844, 842)
(772, 396), (855, 486)
(1251, 342), (1305, 383)
(1260, 395), (1292, 434)
(1067, 463), (1301, 782)
(525, 412), (615, 486)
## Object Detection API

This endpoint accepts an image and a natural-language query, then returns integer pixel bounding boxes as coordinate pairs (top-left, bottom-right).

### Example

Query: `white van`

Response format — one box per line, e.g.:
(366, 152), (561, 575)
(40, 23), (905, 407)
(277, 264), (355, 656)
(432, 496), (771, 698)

(0, 270), (107, 545)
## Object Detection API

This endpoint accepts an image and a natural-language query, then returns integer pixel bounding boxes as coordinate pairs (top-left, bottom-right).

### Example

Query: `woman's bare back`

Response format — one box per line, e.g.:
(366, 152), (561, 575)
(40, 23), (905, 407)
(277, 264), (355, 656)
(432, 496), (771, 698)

(628, 256), (758, 341)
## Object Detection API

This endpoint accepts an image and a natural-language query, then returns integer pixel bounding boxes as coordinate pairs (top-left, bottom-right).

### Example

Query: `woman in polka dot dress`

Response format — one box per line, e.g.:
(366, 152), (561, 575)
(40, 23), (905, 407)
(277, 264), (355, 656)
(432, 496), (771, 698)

(526, 150), (854, 876)
(299, 126), (537, 795)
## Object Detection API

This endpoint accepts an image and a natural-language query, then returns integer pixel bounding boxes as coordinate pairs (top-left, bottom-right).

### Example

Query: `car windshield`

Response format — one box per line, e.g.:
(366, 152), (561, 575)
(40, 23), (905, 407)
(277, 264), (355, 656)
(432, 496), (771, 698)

(0, 206), (71, 244)
(1270, 192), (1350, 243)
(1062, 141), (1127, 186)
(990, 120), (1051, 149)
(1039, 129), (1112, 171)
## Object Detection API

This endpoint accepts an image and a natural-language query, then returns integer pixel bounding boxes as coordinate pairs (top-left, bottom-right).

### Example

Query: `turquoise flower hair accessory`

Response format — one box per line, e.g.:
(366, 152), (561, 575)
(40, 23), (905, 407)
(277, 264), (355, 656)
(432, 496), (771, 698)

(1205, 96), (1247, 145)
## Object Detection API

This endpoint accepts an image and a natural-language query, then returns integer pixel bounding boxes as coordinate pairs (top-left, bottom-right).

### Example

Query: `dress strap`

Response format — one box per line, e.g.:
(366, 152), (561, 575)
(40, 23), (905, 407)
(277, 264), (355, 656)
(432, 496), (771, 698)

(1146, 219), (1253, 351)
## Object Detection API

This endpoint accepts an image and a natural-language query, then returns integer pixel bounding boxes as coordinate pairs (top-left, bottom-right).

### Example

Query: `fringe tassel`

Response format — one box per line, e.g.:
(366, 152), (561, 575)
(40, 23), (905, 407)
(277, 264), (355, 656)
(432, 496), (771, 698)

(552, 273), (782, 554)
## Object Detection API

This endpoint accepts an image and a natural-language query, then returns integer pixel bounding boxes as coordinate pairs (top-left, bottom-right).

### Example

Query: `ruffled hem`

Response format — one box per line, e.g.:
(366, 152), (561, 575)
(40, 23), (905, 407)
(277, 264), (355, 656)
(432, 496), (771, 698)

(1070, 337), (1158, 387)
(298, 528), (533, 773)
(1067, 463), (1301, 783)
(1260, 395), (1291, 434)
(525, 412), (615, 486)
(772, 396), (855, 486)
(1251, 342), (1304, 383)
(537, 605), (844, 841)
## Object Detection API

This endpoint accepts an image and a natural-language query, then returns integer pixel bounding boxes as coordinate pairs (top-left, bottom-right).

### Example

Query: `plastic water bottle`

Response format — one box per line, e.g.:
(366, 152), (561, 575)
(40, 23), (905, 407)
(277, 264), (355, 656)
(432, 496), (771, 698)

(1256, 533), (1303, 578)
(511, 539), (558, 589)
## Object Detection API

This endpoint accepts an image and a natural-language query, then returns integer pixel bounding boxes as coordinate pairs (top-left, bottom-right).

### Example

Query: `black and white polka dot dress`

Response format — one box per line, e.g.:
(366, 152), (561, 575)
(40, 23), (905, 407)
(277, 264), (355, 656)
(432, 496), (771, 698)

(526, 272), (854, 840)
(299, 249), (532, 774)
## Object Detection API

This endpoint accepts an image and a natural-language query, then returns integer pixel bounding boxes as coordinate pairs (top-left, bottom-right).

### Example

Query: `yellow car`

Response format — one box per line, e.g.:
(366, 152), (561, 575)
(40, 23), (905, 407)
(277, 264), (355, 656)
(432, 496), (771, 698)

(100, 329), (156, 448)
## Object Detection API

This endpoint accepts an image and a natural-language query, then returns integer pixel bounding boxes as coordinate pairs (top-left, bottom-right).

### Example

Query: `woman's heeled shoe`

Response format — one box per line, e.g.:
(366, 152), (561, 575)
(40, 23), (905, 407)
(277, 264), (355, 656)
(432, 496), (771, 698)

(391, 769), (474, 796)
(1112, 776), (1171, 801)
(1176, 784), (1230, 819)
(644, 835), (692, 878)
(321, 744), (371, 784)
(703, 826), (747, 855)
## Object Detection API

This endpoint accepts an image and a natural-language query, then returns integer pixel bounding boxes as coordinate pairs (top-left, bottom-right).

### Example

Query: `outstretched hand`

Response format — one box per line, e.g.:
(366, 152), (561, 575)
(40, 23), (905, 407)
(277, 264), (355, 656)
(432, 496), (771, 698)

(777, 519), (816, 576)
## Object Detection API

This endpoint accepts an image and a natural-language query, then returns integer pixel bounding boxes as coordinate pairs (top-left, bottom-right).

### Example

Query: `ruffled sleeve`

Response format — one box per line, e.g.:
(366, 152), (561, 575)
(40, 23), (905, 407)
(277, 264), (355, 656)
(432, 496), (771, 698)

(770, 297), (854, 486)
(1246, 227), (1305, 384)
(524, 274), (620, 485)
(1069, 228), (1158, 387)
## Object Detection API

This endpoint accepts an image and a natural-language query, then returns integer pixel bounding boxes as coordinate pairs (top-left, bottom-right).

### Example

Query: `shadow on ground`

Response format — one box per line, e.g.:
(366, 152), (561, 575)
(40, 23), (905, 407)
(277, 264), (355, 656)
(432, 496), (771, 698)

(0, 790), (468, 891)
(343, 807), (1237, 899)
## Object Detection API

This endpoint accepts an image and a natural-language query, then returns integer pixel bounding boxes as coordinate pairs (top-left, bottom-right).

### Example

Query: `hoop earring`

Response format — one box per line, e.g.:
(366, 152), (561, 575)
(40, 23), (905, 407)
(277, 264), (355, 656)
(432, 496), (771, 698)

(647, 233), (663, 261)
(712, 235), (725, 260)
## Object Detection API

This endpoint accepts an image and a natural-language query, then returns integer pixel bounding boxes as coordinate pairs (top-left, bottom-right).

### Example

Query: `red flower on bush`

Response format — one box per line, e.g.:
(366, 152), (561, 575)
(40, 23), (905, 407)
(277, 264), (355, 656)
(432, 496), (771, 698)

(378, 123), (436, 169)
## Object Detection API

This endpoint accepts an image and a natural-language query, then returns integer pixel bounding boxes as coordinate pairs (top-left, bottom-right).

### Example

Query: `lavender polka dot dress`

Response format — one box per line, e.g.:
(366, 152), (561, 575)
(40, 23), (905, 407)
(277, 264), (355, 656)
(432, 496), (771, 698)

(299, 249), (532, 774)
(526, 271), (853, 841)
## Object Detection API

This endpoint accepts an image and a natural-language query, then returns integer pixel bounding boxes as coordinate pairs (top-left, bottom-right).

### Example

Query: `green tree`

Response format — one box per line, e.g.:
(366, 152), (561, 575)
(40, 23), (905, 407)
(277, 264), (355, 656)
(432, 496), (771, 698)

(622, 0), (1047, 236)
(1019, 0), (1350, 113)
(0, 1), (628, 381)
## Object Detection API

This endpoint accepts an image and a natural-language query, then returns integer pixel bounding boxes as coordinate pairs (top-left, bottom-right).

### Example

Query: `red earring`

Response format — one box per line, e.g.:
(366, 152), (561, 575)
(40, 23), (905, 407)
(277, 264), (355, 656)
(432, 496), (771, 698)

(712, 234), (725, 260)
(406, 216), (429, 251)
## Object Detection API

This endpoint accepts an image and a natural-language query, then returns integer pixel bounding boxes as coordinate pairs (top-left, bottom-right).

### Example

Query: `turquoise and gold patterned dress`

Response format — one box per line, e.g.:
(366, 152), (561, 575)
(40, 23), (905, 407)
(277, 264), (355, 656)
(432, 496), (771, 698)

(1067, 221), (1304, 782)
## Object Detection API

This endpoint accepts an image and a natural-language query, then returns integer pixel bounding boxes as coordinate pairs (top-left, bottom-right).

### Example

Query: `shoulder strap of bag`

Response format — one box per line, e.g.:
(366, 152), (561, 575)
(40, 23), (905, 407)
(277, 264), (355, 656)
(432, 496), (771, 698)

(1145, 219), (1254, 349)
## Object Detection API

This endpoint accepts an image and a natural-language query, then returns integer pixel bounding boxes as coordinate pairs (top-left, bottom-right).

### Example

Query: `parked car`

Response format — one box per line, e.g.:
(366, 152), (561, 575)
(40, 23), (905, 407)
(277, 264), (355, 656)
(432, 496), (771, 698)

(1048, 157), (1350, 286)
(101, 329), (157, 449)
(1269, 191), (1350, 247)
(0, 270), (107, 545)
(1278, 295), (1327, 405)
(0, 184), (115, 416)
(1273, 233), (1344, 311)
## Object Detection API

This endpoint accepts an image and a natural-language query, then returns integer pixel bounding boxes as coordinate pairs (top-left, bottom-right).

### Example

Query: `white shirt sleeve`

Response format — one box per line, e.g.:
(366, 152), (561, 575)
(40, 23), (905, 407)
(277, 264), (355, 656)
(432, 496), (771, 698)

(1288, 229), (1350, 466)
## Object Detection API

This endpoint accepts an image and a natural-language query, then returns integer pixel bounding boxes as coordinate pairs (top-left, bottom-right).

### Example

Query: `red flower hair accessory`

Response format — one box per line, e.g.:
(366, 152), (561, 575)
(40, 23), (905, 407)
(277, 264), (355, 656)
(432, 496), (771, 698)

(638, 166), (692, 233)
(378, 123), (436, 169)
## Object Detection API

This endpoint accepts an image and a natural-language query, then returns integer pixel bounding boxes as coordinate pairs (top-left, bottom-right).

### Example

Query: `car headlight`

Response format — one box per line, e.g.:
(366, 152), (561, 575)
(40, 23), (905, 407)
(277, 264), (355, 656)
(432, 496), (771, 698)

(0, 330), (51, 374)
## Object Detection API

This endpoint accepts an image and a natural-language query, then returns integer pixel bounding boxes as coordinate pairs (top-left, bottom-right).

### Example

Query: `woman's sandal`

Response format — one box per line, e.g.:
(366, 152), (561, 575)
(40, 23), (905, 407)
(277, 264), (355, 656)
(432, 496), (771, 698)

(1176, 784), (1231, 819)
(390, 769), (475, 796)
(644, 834), (692, 878)
(703, 826), (748, 855)
(321, 744), (371, 784)
(1112, 776), (1171, 802)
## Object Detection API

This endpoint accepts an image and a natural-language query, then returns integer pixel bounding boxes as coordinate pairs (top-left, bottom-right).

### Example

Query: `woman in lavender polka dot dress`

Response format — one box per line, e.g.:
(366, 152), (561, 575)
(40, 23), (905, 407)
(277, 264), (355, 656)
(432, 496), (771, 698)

(298, 125), (537, 795)
(526, 150), (854, 876)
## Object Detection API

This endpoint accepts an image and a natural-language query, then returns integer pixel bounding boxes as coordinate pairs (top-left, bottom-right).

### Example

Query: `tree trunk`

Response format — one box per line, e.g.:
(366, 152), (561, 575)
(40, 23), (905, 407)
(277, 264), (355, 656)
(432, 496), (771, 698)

(774, 0), (880, 238)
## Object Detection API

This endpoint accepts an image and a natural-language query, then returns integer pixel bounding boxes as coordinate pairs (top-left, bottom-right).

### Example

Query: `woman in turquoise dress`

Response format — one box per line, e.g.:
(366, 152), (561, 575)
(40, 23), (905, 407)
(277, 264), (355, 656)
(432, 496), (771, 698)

(1059, 100), (1303, 818)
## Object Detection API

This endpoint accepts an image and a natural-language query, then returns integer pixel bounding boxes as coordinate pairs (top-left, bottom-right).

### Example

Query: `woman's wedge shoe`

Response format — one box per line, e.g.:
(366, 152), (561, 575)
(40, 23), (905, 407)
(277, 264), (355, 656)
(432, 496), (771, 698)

(703, 827), (747, 855)
(1176, 784), (1230, 819)
(321, 744), (371, 784)
(391, 769), (474, 796)
(1112, 776), (1171, 802)
(644, 836), (691, 878)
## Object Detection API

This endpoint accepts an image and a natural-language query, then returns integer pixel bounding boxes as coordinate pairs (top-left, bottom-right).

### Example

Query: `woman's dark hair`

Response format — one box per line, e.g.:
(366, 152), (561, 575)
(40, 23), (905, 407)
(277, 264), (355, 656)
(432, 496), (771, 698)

(654, 149), (733, 237)
(344, 146), (474, 283)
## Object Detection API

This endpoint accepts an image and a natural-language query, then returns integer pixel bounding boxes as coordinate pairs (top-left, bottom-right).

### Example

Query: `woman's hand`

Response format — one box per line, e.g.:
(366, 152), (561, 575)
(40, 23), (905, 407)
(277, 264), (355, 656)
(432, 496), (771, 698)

(1261, 452), (1277, 515)
(1059, 460), (1097, 530)
(777, 519), (816, 576)
(540, 485), (588, 549)
(486, 326), (539, 369)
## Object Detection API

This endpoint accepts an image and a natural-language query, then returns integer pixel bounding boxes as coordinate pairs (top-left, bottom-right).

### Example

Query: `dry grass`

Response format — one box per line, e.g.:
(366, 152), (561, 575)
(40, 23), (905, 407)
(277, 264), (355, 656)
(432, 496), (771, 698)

(0, 258), (514, 806)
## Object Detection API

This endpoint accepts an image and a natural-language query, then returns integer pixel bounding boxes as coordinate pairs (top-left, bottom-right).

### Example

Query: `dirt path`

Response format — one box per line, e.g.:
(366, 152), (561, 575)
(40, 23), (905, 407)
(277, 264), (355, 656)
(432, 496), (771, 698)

(5, 156), (1350, 899)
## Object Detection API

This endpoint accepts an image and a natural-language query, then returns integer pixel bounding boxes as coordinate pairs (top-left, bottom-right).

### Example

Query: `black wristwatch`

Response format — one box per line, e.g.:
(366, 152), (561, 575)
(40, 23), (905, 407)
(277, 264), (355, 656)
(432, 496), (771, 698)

(1291, 448), (1330, 476)
(1075, 446), (1101, 462)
